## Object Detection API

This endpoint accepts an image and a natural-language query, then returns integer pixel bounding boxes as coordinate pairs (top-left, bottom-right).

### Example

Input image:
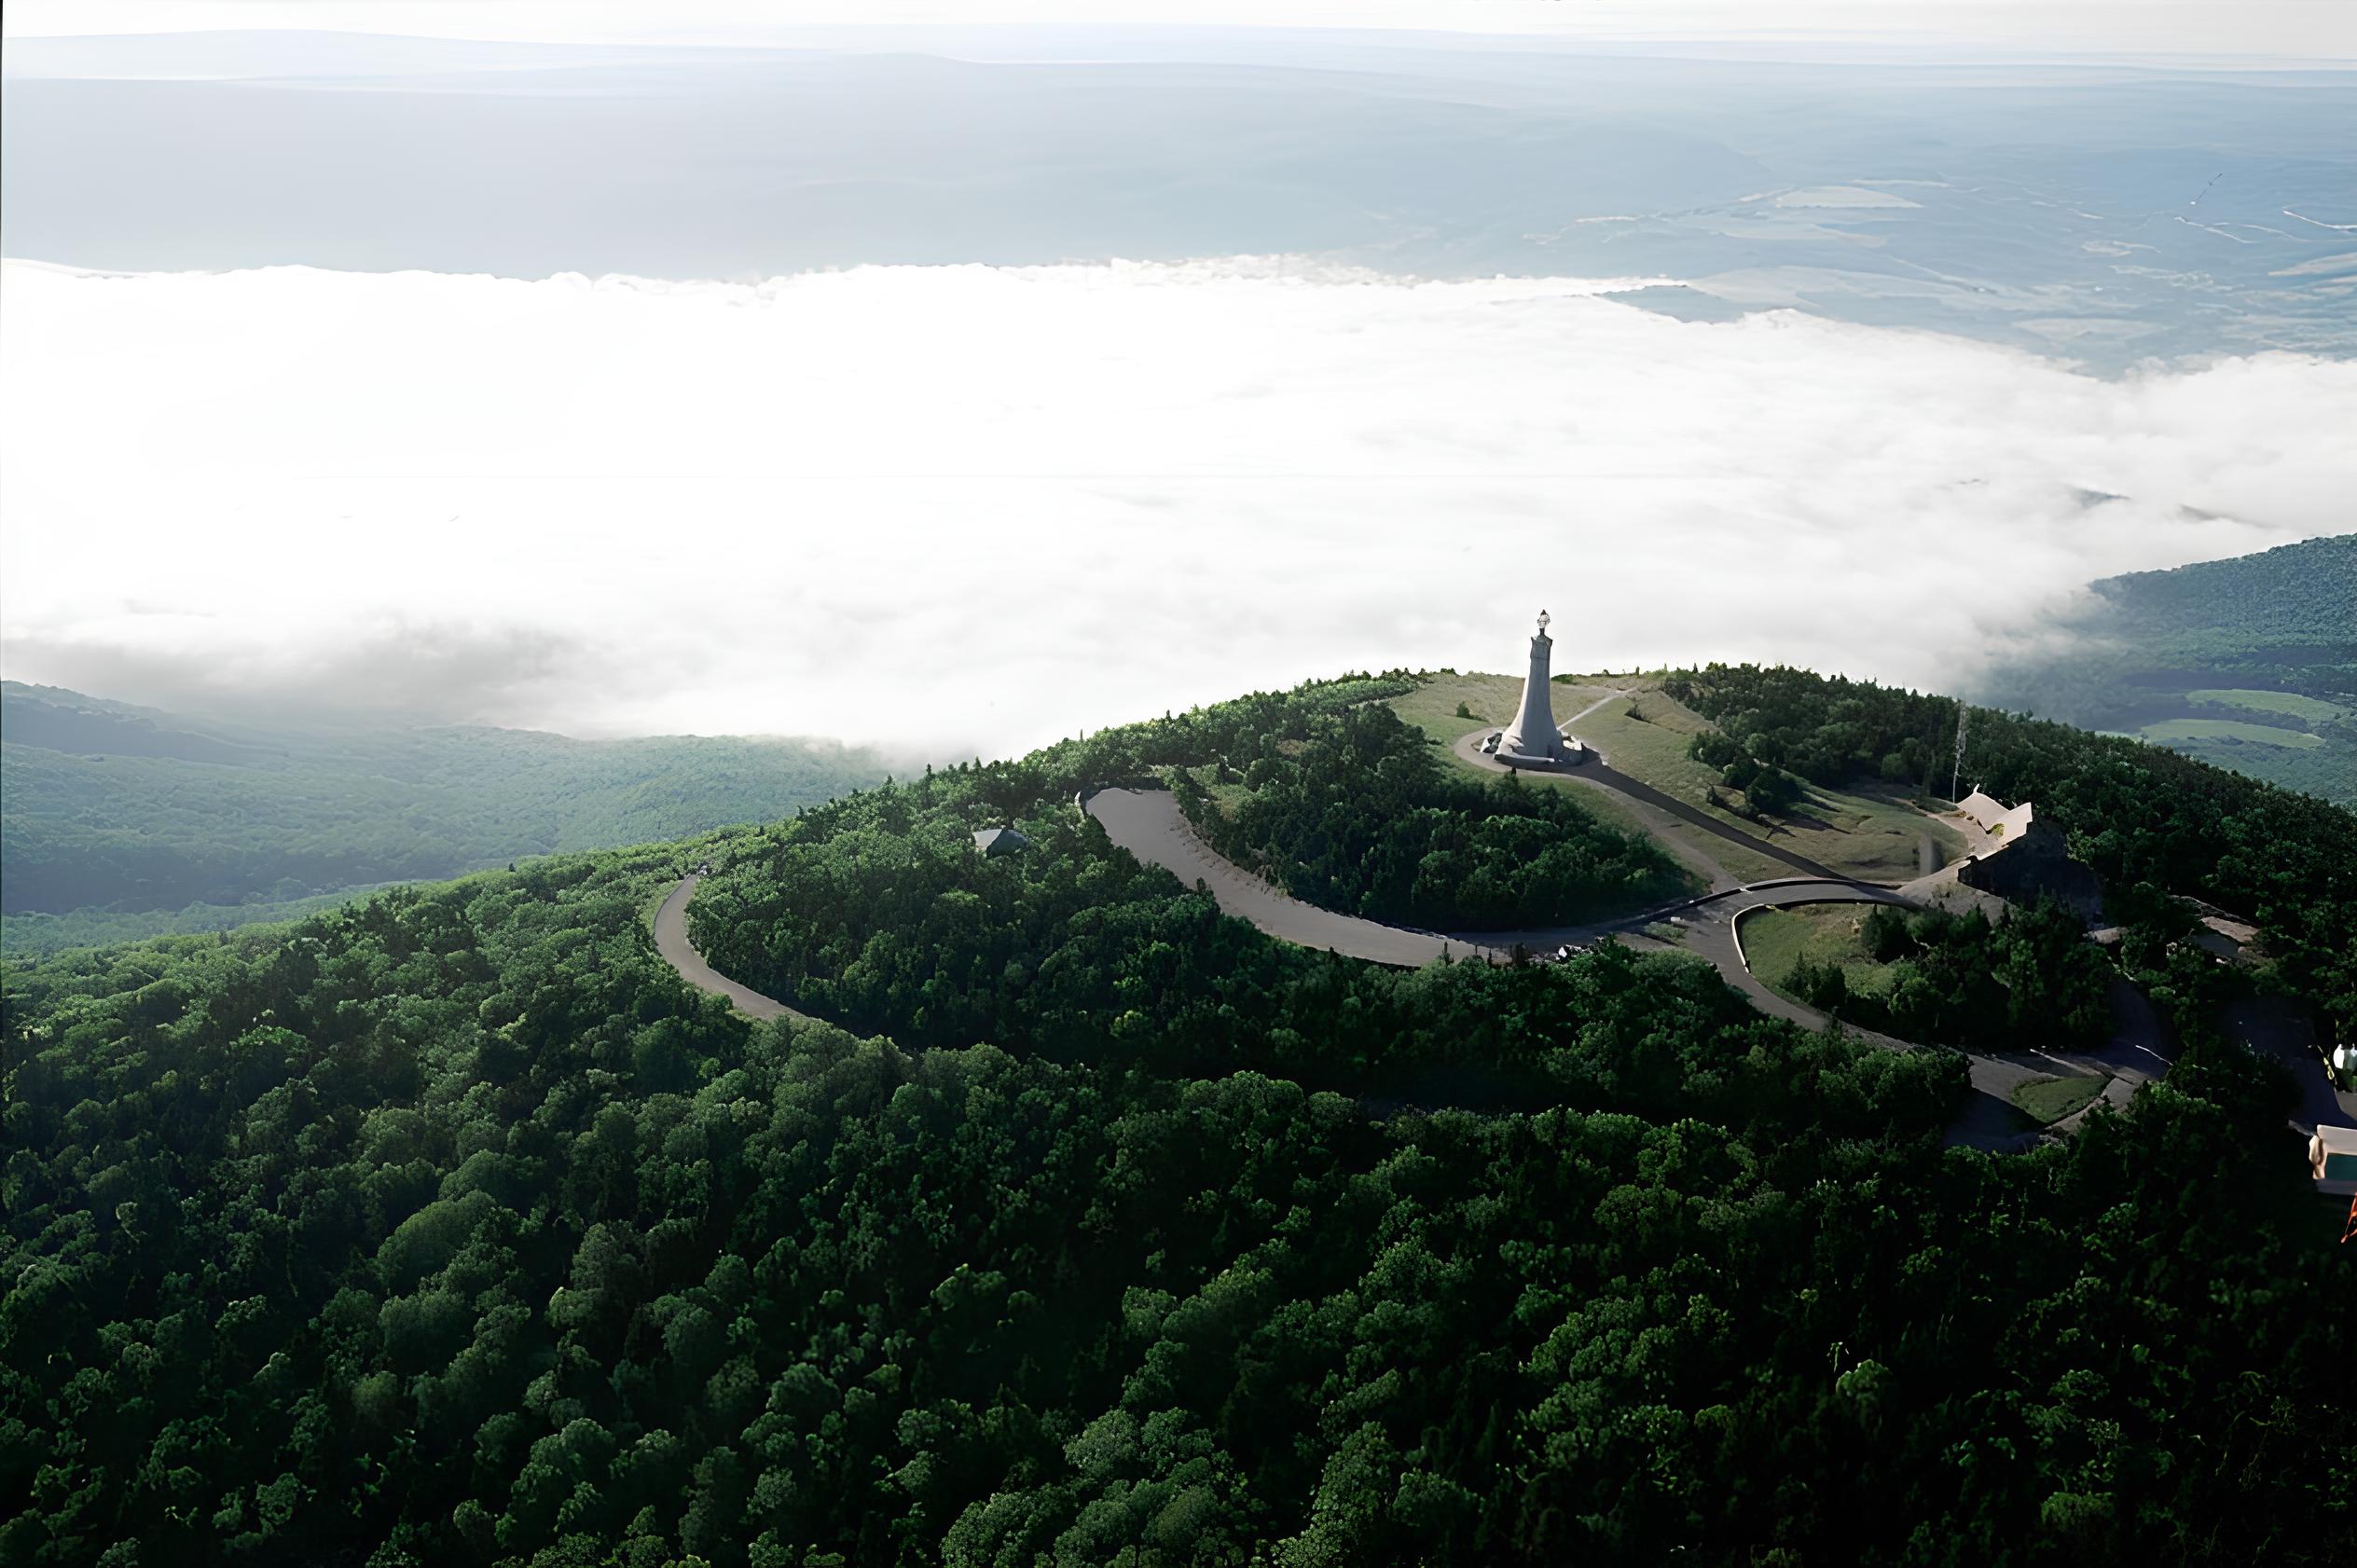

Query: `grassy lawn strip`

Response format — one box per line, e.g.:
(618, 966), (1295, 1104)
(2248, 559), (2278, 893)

(1743, 904), (1901, 999)
(2011, 1074), (2108, 1125)
(1779, 783), (1963, 882)
(1558, 680), (1966, 883)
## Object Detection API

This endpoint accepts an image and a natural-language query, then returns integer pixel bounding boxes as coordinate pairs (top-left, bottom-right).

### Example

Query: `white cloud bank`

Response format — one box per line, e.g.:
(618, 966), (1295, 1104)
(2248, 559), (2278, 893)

(3, 256), (2351, 762)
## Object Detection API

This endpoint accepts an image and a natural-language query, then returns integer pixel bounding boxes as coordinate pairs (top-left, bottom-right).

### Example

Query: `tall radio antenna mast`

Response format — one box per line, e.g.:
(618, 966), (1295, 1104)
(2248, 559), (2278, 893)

(1950, 699), (1969, 802)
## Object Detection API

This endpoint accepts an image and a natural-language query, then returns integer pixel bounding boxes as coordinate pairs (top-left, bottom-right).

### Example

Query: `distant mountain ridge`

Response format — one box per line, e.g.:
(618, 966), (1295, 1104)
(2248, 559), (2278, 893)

(1976, 533), (2356, 805)
(2085, 535), (2357, 675)
(0, 681), (286, 767)
(0, 682), (891, 953)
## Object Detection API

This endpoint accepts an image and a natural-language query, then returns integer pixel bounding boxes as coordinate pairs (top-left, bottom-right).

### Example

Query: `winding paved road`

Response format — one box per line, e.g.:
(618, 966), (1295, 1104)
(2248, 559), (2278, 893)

(657, 724), (2212, 1154)
(654, 873), (807, 1023)
(1084, 786), (1909, 974)
(1078, 784), (2179, 1152)
(1084, 788), (1508, 967)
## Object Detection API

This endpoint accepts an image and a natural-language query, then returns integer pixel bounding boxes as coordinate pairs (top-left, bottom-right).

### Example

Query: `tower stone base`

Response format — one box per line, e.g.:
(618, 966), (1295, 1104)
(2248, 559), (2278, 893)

(1495, 734), (1588, 769)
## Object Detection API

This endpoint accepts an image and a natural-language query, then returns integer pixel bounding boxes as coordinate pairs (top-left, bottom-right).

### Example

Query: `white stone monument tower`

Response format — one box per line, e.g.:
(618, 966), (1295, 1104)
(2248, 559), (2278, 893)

(1495, 610), (1581, 766)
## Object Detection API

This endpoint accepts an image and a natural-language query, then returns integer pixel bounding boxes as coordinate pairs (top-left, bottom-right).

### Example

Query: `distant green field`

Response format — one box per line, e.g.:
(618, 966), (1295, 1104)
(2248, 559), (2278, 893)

(2140, 718), (2324, 750)
(2185, 688), (2350, 723)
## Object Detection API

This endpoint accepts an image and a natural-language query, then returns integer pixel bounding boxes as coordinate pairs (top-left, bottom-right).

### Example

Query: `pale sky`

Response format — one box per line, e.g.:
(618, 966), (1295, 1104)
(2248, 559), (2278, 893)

(6, 0), (2353, 61)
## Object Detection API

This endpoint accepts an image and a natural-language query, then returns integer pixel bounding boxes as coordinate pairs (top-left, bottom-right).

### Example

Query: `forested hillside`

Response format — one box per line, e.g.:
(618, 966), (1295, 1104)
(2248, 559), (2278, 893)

(0, 683), (888, 955)
(1975, 533), (2357, 805)
(5, 673), (2353, 1565)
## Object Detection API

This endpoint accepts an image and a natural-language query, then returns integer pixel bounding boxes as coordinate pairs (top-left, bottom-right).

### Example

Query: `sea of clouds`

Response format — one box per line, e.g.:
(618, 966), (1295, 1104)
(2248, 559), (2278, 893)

(4, 256), (2351, 762)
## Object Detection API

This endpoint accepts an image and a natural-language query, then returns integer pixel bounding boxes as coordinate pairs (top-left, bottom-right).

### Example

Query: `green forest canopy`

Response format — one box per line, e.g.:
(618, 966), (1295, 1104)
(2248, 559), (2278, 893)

(6, 668), (2354, 1565)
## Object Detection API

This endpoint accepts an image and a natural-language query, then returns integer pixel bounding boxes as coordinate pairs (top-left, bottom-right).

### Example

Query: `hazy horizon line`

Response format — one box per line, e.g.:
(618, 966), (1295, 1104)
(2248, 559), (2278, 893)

(6, 18), (2352, 71)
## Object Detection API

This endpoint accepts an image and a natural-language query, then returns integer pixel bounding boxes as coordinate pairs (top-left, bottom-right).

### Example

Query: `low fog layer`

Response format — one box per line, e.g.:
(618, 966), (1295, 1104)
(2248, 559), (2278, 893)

(4, 258), (2350, 762)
